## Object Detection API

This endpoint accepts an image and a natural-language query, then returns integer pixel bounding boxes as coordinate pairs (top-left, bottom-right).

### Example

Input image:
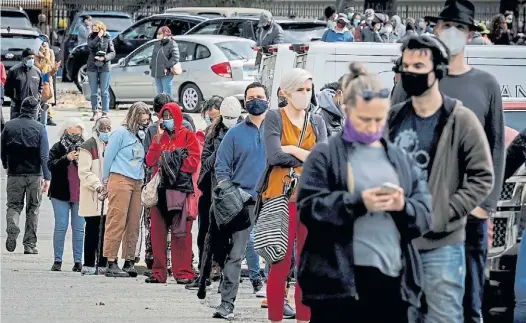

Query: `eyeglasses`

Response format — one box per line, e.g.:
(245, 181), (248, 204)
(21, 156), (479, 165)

(361, 88), (390, 101)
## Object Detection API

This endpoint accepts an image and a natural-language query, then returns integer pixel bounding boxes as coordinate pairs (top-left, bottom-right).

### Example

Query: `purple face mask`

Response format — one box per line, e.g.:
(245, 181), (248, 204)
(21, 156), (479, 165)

(342, 118), (384, 145)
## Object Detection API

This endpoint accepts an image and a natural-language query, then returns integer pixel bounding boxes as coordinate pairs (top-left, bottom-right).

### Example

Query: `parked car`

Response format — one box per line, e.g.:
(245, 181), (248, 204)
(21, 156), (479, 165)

(484, 98), (526, 322)
(0, 6), (33, 30)
(82, 35), (257, 113)
(185, 17), (328, 43)
(164, 7), (271, 18)
(66, 13), (207, 92)
(1, 27), (42, 71)
(61, 11), (133, 82)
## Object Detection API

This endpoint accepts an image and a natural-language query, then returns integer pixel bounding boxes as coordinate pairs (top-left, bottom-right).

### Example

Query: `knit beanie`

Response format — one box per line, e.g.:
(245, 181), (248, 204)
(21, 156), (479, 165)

(219, 96), (242, 118)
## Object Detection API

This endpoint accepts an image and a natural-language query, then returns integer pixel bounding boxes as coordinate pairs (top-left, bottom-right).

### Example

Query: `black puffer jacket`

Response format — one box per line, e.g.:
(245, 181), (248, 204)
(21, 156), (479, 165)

(150, 38), (180, 79)
(87, 32), (116, 72)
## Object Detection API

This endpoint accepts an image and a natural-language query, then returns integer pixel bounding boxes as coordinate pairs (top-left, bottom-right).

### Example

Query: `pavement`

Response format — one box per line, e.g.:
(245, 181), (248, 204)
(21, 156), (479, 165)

(0, 82), (269, 323)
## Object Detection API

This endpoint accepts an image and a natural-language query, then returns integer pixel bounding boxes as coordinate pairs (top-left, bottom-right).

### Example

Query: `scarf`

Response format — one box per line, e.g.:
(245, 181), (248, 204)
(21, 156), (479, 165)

(60, 133), (84, 151)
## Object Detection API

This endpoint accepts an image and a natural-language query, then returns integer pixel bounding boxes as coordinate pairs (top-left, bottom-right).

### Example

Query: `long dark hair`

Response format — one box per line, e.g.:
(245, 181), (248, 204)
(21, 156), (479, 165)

(489, 14), (507, 43)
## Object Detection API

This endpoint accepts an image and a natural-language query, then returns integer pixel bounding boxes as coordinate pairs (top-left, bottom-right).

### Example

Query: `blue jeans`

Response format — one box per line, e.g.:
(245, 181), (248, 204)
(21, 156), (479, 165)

(420, 243), (466, 323)
(515, 229), (526, 322)
(464, 216), (488, 323)
(51, 198), (85, 263)
(245, 226), (261, 282)
(40, 108), (47, 125)
(154, 75), (173, 97)
(87, 71), (110, 113)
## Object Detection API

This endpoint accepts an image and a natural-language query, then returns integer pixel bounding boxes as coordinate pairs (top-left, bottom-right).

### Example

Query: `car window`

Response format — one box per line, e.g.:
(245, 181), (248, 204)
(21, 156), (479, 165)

(127, 44), (154, 66)
(504, 111), (526, 131)
(167, 20), (191, 36)
(0, 11), (32, 29)
(216, 41), (257, 61)
(90, 16), (132, 32)
(195, 44), (211, 60)
(191, 22), (221, 35)
(218, 21), (244, 37)
(123, 19), (164, 40)
(177, 41), (196, 62)
(280, 22), (327, 43)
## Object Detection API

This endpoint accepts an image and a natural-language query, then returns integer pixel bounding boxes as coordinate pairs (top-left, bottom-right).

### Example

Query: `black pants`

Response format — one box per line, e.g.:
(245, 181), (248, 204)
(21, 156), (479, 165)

(197, 191), (211, 269)
(83, 216), (107, 267)
(310, 266), (408, 323)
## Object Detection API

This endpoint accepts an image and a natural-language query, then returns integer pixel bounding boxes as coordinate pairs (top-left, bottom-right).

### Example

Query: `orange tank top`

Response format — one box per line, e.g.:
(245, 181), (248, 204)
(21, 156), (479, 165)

(262, 108), (317, 200)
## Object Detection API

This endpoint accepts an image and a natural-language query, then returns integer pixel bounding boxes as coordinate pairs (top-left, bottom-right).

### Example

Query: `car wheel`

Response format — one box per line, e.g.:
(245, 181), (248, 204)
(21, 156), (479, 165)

(180, 83), (203, 113)
(74, 64), (88, 92)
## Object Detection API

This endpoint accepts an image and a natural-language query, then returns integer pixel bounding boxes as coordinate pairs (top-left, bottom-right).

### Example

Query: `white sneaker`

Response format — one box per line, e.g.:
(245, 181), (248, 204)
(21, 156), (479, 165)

(256, 287), (267, 298)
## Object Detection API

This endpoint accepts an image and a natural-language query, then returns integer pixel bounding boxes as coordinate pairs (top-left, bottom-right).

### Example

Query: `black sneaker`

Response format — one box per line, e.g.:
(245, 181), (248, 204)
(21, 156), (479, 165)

(122, 260), (138, 277)
(145, 258), (153, 270)
(252, 279), (263, 293)
(51, 261), (62, 271)
(105, 261), (130, 277)
(24, 246), (38, 254)
(213, 301), (234, 320)
(176, 278), (193, 285)
(90, 112), (96, 121)
(46, 118), (57, 126)
(72, 262), (82, 272)
(185, 276), (211, 290)
(145, 276), (162, 283)
(5, 234), (16, 252)
(283, 303), (296, 319)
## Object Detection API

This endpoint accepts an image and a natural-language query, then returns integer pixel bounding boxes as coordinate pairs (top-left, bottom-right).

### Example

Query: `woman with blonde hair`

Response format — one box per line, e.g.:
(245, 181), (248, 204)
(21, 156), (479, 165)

(102, 102), (150, 277)
(48, 119), (86, 272)
(35, 36), (59, 126)
(87, 21), (115, 121)
(256, 68), (327, 322)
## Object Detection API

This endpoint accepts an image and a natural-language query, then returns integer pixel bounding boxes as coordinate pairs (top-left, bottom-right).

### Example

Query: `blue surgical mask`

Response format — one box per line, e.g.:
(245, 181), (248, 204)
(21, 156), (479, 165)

(205, 115), (212, 126)
(99, 131), (110, 142)
(245, 99), (268, 116)
(353, 19), (360, 26)
(162, 119), (175, 131)
(25, 58), (34, 68)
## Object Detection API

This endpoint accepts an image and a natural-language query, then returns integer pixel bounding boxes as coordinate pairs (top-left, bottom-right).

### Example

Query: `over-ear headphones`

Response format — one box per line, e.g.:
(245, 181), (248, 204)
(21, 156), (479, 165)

(398, 35), (451, 80)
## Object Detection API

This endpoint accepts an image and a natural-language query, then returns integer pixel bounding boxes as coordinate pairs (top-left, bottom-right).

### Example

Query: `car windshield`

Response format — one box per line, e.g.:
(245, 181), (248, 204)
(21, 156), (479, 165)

(280, 22), (327, 43)
(216, 41), (256, 61)
(1, 11), (32, 29)
(0, 34), (41, 52)
(504, 110), (526, 131)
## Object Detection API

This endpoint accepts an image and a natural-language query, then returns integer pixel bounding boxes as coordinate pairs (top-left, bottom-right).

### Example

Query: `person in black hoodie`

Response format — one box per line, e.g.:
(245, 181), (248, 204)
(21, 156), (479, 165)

(150, 26), (180, 97)
(2, 97), (51, 254)
(296, 63), (432, 323)
(314, 78), (345, 136)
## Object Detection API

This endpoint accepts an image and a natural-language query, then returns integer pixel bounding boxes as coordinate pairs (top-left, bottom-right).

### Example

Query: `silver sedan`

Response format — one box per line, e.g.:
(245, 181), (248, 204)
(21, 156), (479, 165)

(83, 35), (258, 112)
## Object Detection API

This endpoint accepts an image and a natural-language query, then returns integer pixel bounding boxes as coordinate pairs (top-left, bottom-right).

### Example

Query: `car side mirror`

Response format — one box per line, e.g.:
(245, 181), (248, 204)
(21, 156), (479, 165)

(118, 58), (126, 67)
(118, 33), (124, 41)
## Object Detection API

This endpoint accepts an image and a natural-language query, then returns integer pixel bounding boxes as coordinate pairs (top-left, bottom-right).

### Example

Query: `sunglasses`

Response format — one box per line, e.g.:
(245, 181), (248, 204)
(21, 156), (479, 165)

(361, 88), (390, 101)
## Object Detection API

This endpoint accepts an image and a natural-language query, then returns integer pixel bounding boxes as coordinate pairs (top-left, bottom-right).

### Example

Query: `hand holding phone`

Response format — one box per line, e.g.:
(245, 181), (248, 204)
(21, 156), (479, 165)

(376, 182), (400, 196)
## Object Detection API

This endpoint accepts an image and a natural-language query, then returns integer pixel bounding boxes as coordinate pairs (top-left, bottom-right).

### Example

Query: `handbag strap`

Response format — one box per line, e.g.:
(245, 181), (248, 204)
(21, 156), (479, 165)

(296, 112), (310, 148)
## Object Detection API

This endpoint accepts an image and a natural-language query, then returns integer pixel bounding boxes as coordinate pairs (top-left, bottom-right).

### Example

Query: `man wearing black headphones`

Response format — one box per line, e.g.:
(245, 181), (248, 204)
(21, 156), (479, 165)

(387, 35), (495, 323)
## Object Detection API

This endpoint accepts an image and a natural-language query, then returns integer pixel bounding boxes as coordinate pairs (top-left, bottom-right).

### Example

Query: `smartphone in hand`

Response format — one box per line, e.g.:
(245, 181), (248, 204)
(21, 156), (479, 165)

(376, 182), (399, 195)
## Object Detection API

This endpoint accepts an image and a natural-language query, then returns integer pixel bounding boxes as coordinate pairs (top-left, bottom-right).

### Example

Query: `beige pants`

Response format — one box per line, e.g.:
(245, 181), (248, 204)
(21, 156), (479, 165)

(103, 173), (142, 260)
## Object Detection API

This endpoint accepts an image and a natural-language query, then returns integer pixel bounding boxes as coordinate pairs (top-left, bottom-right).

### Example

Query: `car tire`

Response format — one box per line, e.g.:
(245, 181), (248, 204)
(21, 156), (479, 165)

(74, 64), (88, 92)
(180, 83), (203, 113)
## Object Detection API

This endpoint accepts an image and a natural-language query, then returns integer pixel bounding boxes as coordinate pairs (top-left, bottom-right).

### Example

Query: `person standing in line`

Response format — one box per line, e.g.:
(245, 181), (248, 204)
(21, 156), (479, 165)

(321, 14), (354, 42)
(78, 117), (112, 275)
(4, 49), (42, 119)
(102, 102), (150, 277)
(391, 2), (506, 322)
(77, 16), (92, 45)
(87, 21), (115, 121)
(256, 12), (284, 47)
(1, 97), (50, 254)
(389, 35), (495, 323)
(201, 96), (223, 128)
(213, 82), (269, 320)
(1, 61), (5, 131)
(35, 37), (59, 126)
(150, 26), (180, 97)
(258, 68), (328, 322)
(48, 119), (86, 272)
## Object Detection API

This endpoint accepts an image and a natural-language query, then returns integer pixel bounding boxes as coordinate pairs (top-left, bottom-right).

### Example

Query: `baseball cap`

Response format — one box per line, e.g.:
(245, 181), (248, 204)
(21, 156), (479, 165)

(337, 13), (350, 24)
(258, 12), (272, 27)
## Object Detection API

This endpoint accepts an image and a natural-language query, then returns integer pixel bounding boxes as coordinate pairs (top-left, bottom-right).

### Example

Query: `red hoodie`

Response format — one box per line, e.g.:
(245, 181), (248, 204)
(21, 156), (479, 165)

(145, 103), (200, 175)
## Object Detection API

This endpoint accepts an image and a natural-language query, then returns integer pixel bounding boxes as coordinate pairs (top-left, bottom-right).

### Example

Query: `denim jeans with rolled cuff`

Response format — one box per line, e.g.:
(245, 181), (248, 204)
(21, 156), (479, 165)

(51, 198), (85, 263)
(87, 71), (110, 113)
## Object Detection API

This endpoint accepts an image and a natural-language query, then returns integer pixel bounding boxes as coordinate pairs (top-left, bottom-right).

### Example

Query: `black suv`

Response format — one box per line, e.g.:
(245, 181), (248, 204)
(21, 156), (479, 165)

(66, 13), (207, 91)
(185, 17), (327, 43)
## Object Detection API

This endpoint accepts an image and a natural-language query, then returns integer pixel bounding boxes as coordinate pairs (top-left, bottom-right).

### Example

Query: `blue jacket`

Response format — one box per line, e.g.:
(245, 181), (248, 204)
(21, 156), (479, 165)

(296, 136), (432, 314)
(103, 126), (145, 182)
(215, 117), (266, 199)
(321, 29), (354, 42)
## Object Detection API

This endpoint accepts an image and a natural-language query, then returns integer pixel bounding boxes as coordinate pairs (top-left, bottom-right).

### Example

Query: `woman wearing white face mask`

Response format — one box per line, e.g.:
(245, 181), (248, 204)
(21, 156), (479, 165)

(256, 68), (327, 322)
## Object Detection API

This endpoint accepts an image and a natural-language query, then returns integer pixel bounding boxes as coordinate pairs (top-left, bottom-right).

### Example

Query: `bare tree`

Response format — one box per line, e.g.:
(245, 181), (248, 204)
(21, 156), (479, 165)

(363, 0), (396, 16)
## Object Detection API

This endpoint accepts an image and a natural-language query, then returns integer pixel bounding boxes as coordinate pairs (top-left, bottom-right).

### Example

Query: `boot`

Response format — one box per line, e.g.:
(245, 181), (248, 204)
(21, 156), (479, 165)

(105, 261), (129, 278)
(122, 260), (138, 278)
(46, 115), (56, 126)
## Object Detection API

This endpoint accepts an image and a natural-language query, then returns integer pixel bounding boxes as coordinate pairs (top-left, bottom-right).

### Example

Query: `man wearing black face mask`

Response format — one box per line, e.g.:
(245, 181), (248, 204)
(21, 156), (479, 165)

(388, 35), (494, 323)
(256, 12), (284, 47)
(1, 96), (51, 254)
(212, 82), (269, 320)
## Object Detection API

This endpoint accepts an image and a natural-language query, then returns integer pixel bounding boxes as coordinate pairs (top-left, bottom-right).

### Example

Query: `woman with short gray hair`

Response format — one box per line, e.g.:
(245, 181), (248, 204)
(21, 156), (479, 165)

(48, 118), (86, 272)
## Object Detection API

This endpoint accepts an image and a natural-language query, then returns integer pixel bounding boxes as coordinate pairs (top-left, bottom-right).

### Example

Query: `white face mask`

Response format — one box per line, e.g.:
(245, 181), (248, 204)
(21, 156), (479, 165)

(290, 92), (311, 111)
(385, 26), (393, 33)
(222, 117), (238, 129)
(439, 27), (468, 55)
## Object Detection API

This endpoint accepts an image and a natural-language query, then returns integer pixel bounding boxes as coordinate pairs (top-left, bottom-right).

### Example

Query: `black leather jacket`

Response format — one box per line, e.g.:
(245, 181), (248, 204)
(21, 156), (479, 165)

(87, 32), (116, 72)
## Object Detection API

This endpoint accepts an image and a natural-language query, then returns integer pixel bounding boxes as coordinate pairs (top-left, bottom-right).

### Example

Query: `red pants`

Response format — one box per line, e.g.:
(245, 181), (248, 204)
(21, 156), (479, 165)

(267, 203), (310, 321)
(150, 206), (195, 282)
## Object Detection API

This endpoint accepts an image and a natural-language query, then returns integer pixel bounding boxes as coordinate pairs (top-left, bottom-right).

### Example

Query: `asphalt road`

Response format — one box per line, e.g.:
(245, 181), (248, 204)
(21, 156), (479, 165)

(0, 85), (269, 323)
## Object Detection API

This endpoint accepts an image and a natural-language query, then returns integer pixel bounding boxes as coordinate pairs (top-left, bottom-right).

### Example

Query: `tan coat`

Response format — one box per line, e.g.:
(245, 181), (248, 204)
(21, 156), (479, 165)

(78, 136), (108, 217)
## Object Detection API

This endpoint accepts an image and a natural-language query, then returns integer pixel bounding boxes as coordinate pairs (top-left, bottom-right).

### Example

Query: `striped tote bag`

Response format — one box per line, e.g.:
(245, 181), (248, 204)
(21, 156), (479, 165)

(254, 194), (290, 263)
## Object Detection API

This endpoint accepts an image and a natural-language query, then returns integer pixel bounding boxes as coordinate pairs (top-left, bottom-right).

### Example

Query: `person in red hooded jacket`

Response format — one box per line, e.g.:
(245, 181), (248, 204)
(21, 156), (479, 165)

(144, 102), (201, 284)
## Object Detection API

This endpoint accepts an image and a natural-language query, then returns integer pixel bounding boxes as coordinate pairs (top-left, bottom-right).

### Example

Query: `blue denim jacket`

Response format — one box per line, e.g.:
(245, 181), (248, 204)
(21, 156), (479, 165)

(102, 126), (145, 182)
